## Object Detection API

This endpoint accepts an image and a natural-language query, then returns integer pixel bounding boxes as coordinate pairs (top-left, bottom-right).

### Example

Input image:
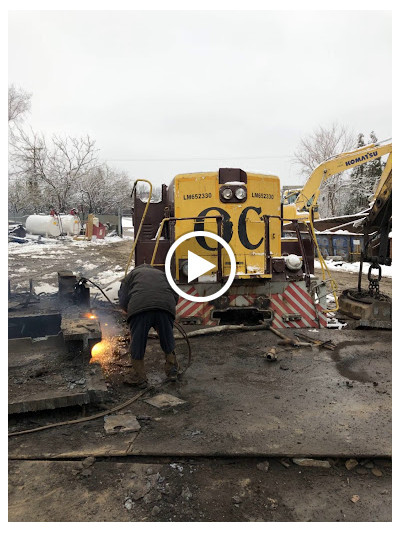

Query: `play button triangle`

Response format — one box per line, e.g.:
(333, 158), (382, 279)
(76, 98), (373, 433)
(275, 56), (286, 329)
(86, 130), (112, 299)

(187, 250), (216, 283)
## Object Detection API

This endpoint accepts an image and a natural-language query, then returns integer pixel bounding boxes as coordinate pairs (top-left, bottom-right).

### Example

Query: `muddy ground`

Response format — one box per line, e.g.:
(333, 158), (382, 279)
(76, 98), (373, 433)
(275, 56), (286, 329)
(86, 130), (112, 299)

(9, 327), (392, 459)
(9, 458), (391, 522)
(314, 266), (392, 298)
(8, 236), (392, 522)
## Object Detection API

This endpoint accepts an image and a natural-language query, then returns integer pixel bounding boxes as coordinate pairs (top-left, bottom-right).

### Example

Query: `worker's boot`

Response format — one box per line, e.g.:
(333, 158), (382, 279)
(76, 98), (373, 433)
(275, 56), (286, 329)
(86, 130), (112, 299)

(124, 359), (148, 388)
(164, 352), (179, 381)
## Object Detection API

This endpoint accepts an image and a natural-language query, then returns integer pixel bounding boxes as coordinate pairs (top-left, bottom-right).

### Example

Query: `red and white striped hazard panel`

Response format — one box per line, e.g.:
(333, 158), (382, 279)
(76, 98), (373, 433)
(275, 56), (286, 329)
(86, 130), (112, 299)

(270, 282), (327, 328)
(176, 287), (218, 326)
(176, 282), (327, 328)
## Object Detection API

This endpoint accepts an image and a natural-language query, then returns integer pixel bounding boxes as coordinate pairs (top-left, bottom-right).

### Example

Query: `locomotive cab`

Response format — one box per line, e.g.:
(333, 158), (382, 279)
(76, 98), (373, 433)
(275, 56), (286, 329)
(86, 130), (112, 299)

(132, 168), (326, 328)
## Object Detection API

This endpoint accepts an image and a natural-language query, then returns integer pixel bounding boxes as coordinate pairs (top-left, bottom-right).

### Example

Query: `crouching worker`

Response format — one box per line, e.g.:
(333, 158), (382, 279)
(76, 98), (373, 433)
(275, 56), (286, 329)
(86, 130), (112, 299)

(118, 264), (180, 386)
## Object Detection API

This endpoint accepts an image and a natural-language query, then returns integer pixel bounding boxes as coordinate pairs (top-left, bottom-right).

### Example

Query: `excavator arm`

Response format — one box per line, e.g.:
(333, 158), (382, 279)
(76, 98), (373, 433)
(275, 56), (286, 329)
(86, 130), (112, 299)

(283, 141), (392, 220)
(371, 151), (392, 218)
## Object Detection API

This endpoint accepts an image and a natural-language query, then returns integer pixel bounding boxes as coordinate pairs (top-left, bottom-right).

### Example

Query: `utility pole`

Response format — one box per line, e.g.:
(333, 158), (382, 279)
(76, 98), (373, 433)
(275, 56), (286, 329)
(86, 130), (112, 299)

(24, 145), (42, 213)
(25, 145), (42, 185)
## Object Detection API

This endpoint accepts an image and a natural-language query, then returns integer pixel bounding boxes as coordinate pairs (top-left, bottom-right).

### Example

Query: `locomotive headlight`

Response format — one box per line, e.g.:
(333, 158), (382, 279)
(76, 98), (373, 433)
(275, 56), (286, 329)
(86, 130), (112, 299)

(221, 188), (233, 200)
(235, 187), (247, 200)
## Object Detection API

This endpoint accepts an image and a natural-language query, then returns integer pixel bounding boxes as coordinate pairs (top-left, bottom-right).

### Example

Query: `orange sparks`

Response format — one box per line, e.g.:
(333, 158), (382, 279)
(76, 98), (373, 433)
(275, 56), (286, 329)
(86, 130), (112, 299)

(90, 339), (113, 365)
(83, 312), (97, 320)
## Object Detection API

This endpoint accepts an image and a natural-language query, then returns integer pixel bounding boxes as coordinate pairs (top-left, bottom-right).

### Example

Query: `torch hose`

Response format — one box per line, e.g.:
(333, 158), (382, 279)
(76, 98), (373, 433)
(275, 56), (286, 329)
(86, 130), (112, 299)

(8, 387), (152, 437)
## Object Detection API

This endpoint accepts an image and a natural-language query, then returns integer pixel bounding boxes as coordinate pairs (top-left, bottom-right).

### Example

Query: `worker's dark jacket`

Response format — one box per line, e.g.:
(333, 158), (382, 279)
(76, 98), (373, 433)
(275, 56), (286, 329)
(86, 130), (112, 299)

(118, 264), (179, 321)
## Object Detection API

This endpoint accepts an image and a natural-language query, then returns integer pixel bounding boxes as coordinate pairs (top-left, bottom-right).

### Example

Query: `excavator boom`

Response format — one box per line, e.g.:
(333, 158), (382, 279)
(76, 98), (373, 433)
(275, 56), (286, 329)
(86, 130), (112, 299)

(283, 141), (392, 220)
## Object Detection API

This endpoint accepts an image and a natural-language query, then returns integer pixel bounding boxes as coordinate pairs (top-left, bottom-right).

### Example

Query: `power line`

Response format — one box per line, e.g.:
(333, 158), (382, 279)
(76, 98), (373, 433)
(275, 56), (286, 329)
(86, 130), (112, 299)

(106, 155), (292, 162)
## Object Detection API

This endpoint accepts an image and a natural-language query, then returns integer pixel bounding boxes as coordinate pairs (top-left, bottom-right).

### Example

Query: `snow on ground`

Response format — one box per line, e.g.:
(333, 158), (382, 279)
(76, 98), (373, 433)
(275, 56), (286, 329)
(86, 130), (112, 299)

(8, 234), (124, 257)
(12, 261), (125, 298)
(21, 265), (124, 298)
(9, 218), (134, 260)
(315, 259), (392, 278)
(8, 241), (58, 256)
(68, 236), (123, 248)
(34, 282), (58, 295)
(92, 269), (124, 287)
(74, 259), (98, 270)
(326, 317), (347, 329)
(94, 279), (122, 303)
(9, 233), (129, 297)
(88, 267), (126, 302)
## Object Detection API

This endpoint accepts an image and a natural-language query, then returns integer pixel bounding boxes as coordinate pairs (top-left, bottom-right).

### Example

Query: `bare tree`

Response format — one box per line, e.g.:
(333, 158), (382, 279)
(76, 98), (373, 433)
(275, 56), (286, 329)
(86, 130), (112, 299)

(10, 129), (99, 212)
(78, 164), (133, 214)
(8, 85), (32, 124)
(135, 182), (162, 202)
(293, 124), (356, 217)
(8, 176), (35, 215)
(294, 123), (355, 176)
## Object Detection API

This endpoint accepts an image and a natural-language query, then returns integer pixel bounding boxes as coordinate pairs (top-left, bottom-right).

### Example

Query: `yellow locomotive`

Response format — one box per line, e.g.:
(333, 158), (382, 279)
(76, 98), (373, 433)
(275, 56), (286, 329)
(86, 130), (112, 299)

(133, 168), (327, 328)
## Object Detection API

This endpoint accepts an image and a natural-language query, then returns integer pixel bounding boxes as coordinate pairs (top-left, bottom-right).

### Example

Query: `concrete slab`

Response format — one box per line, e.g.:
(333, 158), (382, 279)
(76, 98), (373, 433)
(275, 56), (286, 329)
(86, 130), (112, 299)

(61, 316), (101, 352)
(9, 390), (96, 415)
(104, 414), (141, 434)
(8, 335), (108, 414)
(8, 329), (391, 458)
(144, 393), (187, 409)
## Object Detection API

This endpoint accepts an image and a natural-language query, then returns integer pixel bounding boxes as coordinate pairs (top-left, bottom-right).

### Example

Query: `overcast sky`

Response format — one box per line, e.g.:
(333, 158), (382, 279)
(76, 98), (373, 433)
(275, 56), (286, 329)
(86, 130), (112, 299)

(8, 10), (392, 187)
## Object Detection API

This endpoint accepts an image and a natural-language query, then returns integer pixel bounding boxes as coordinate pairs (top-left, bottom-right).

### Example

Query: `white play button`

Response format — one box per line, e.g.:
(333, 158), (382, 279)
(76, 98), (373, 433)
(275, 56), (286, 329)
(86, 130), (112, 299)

(165, 231), (237, 303)
(187, 250), (216, 283)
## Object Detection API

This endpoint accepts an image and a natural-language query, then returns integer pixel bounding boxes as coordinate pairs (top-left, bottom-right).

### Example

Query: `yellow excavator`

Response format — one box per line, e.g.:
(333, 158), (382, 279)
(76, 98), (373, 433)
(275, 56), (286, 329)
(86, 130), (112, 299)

(283, 140), (392, 221)
(282, 140), (392, 327)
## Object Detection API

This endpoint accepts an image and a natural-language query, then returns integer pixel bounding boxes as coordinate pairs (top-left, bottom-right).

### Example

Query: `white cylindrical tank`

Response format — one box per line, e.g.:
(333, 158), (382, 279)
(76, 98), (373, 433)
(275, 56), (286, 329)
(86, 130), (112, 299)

(26, 215), (61, 237)
(59, 214), (81, 235)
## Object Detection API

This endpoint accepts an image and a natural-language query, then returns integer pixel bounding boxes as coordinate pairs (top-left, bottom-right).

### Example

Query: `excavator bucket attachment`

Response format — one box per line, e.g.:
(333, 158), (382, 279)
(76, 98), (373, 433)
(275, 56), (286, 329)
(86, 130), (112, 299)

(339, 289), (392, 329)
